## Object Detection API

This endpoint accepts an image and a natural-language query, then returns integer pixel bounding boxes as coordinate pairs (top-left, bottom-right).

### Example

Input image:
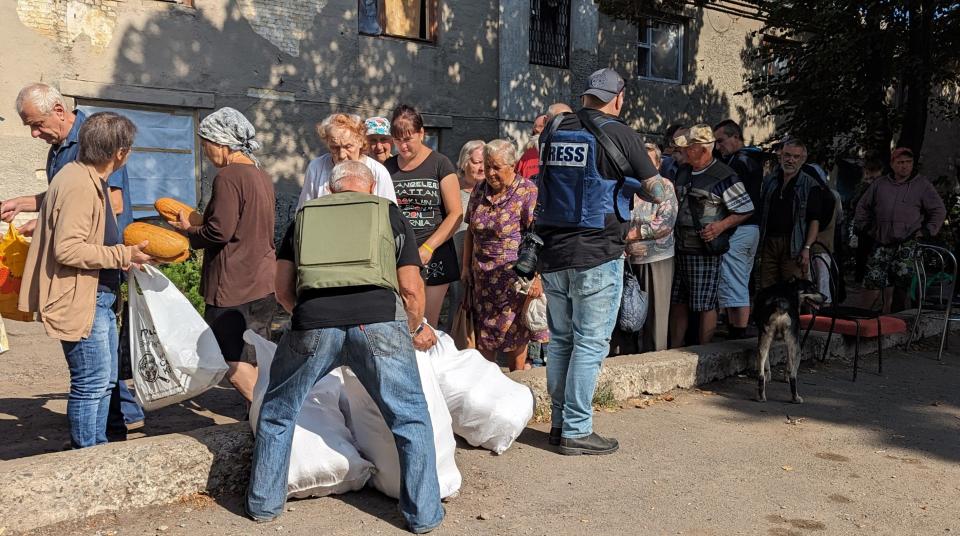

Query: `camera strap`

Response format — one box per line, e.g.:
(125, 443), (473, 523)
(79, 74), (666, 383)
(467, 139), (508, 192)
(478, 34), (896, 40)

(529, 111), (567, 228)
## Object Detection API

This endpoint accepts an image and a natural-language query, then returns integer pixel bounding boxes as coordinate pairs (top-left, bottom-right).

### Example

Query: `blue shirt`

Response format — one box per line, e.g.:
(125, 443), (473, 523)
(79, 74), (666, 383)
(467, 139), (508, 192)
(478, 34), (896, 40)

(47, 110), (134, 232)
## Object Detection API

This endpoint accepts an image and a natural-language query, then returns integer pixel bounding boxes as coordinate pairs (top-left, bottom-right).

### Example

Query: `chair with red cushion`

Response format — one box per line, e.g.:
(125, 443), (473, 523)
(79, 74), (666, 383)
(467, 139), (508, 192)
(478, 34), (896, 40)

(798, 243), (907, 381)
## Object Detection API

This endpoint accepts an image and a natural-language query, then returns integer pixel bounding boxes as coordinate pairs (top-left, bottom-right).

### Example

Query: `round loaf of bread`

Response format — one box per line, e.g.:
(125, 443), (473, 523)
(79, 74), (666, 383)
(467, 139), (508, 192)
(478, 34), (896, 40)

(123, 222), (189, 260)
(155, 197), (202, 227)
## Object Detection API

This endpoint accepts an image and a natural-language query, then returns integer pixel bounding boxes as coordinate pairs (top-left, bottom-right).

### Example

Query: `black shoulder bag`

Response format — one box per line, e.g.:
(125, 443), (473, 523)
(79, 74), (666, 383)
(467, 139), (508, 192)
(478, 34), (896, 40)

(685, 187), (731, 255)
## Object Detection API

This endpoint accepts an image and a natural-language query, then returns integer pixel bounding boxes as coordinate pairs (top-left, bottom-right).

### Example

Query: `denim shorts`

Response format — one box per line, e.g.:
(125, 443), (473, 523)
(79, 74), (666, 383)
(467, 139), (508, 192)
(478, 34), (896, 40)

(718, 225), (759, 308)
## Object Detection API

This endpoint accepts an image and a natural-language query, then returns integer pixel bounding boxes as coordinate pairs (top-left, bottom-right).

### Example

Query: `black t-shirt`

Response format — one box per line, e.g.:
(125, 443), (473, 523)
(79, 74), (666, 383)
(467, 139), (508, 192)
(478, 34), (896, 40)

(766, 178), (824, 237)
(277, 203), (421, 330)
(723, 149), (764, 226)
(536, 108), (660, 272)
(385, 151), (458, 244)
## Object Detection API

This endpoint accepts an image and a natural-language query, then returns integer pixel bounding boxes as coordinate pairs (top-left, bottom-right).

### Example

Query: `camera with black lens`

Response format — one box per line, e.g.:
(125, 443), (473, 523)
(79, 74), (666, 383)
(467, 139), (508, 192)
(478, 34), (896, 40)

(513, 232), (544, 279)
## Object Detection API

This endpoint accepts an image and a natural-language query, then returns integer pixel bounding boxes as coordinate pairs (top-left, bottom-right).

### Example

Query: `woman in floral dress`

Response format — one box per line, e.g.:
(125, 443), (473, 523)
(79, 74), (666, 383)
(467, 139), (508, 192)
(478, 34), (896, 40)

(461, 139), (547, 371)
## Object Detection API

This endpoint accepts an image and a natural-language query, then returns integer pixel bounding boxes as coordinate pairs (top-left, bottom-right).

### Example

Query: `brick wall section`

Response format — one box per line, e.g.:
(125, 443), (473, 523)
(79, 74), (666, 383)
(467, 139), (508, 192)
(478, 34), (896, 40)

(16, 0), (119, 49)
(236, 0), (328, 57)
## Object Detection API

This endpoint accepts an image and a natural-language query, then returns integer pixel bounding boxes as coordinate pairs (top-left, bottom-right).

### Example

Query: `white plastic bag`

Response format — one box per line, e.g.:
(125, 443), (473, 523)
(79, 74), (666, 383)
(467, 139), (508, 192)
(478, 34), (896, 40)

(426, 331), (534, 454)
(128, 265), (227, 410)
(339, 355), (461, 499)
(246, 331), (374, 498)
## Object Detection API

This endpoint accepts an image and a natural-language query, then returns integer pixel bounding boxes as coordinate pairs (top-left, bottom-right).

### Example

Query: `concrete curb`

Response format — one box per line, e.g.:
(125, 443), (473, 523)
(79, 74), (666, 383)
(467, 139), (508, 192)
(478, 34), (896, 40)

(0, 310), (951, 533)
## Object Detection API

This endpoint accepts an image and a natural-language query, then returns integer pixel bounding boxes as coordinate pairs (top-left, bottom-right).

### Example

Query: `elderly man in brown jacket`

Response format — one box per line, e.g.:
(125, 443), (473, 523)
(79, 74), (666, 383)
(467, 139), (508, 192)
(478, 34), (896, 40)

(19, 112), (151, 448)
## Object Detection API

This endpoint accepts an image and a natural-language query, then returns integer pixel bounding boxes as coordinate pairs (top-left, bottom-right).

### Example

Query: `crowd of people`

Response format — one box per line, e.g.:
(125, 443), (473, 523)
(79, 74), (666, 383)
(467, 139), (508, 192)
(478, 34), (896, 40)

(1, 67), (950, 533)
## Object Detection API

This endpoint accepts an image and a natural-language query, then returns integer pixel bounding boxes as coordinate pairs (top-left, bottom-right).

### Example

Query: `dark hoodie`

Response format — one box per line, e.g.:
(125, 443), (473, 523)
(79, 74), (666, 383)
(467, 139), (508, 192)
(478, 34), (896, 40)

(853, 173), (946, 245)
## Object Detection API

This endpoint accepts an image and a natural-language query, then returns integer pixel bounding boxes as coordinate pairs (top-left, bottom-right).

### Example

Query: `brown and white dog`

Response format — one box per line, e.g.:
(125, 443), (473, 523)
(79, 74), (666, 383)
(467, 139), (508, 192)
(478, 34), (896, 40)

(753, 279), (825, 403)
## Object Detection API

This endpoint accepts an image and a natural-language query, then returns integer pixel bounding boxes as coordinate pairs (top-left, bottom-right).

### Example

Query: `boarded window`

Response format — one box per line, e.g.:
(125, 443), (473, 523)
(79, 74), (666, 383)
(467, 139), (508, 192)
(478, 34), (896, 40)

(529, 0), (571, 68)
(637, 18), (684, 83)
(359, 0), (439, 42)
(77, 103), (200, 220)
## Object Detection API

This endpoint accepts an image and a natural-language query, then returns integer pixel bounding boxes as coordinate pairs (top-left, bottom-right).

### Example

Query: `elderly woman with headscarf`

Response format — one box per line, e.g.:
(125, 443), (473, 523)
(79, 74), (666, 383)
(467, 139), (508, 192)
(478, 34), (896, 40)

(297, 113), (396, 210)
(364, 116), (394, 164)
(169, 107), (276, 404)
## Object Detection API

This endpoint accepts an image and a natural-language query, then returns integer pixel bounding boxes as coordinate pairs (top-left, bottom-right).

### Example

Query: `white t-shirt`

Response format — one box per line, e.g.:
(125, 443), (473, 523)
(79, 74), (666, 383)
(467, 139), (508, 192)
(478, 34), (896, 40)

(296, 154), (397, 210)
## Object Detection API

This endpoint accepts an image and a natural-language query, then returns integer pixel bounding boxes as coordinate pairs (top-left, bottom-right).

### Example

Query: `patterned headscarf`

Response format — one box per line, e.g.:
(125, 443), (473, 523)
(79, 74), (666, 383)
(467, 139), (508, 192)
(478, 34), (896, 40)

(198, 107), (261, 166)
(364, 117), (391, 137)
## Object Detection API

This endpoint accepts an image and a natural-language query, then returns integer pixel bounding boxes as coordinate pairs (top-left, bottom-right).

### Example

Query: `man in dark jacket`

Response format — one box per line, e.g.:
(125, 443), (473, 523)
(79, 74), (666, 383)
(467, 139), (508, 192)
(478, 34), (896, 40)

(854, 147), (946, 311)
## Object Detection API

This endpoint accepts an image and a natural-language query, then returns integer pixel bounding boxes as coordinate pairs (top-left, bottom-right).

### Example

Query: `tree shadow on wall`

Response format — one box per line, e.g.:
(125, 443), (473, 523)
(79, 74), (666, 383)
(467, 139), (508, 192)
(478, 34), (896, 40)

(595, 7), (778, 145)
(109, 0), (501, 237)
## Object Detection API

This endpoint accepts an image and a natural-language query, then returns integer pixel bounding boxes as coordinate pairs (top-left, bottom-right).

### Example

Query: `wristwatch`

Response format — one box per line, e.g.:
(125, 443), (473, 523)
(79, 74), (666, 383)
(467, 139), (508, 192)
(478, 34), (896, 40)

(803, 245), (811, 250)
(410, 320), (426, 337)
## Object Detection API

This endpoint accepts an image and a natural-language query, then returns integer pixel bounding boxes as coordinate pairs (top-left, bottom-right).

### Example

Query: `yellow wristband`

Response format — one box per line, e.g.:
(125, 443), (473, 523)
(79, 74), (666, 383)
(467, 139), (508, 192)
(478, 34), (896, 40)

(421, 243), (434, 254)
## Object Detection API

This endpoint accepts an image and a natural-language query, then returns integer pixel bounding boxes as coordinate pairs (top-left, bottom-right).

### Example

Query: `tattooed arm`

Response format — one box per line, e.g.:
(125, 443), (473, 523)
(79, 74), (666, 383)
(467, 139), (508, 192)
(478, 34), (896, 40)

(636, 174), (669, 204)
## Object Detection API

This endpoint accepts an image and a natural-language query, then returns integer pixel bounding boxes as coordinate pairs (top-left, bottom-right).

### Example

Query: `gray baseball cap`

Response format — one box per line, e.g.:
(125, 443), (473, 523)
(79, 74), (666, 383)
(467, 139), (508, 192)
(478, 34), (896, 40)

(581, 68), (625, 102)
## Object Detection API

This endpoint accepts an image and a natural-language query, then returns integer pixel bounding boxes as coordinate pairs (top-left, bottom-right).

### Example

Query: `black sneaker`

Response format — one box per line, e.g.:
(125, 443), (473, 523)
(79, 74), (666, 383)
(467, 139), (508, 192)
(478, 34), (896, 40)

(559, 433), (619, 456)
(548, 427), (561, 446)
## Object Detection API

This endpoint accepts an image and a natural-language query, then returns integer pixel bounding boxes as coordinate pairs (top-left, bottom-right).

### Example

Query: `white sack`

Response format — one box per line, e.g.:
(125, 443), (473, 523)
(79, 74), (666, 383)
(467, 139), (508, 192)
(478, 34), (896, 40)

(339, 355), (461, 499)
(129, 265), (227, 410)
(246, 331), (374, 498)
(426, 331), (535, 454)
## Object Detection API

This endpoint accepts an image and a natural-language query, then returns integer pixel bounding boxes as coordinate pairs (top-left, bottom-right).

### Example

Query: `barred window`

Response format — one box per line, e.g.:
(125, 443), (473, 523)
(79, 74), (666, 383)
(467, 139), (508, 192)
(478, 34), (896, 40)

(637, 18), (684, 83)
(529, 0), (571, 69)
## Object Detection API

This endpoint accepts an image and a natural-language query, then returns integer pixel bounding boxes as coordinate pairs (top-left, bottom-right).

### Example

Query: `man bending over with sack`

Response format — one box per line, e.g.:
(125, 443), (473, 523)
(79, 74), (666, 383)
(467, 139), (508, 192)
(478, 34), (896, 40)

(246, 160), (444, 534)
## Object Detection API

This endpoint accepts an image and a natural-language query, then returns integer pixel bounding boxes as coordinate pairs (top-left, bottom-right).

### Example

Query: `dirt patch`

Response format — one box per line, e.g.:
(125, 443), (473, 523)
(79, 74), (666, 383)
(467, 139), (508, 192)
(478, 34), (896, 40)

(815, 452), (851, 462)
(828, 493), (853, 504)
(767, 514), (827, 531)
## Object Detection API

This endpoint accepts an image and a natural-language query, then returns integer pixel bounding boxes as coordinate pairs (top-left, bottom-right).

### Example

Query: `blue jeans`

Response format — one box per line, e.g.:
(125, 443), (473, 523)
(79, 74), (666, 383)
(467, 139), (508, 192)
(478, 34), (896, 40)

(107, 382), (144, 437)
(60, 291), (119, 448)
(247, 320), (443, 533)
(543, 258), (624, 439)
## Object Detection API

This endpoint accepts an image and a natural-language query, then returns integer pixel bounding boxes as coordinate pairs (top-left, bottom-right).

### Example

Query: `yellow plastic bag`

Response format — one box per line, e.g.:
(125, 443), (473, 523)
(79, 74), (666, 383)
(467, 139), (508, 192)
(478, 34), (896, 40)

(0, 223), (34, 322)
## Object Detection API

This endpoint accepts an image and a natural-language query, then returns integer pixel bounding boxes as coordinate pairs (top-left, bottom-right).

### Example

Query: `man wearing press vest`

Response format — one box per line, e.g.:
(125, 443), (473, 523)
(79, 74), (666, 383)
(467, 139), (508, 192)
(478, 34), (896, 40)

(246, 160), (443, 534)
(532, 68), (669, 455)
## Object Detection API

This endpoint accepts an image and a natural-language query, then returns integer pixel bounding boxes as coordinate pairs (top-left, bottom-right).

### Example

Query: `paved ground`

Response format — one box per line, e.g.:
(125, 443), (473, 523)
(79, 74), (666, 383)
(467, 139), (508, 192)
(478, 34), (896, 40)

(0, 319), (247, 460)
(8, 319), (958, 536)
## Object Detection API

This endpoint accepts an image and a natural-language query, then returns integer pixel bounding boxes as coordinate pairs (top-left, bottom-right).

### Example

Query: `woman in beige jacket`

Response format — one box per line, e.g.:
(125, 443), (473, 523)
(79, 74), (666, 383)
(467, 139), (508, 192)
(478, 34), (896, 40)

(19, 112), (151, 449)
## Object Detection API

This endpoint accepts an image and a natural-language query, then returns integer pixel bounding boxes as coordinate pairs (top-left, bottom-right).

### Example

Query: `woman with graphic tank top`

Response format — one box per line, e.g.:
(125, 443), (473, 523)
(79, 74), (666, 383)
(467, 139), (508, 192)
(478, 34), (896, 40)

(384, 105), (462, 328)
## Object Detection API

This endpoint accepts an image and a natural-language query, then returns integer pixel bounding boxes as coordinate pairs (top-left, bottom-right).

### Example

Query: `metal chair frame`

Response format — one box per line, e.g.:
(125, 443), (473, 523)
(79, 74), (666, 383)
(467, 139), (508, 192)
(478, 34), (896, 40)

(800, 242), (888, 381)
(907, 243), (958, 361)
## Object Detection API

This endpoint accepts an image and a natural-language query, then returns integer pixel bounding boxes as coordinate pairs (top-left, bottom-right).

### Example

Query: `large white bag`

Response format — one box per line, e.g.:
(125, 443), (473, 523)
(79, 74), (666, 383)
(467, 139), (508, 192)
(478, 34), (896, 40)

(339, 355), (461, 499)
(128, 265), (228, 410)
(426, 331), (534, 454)
(246, 331), (375, 498)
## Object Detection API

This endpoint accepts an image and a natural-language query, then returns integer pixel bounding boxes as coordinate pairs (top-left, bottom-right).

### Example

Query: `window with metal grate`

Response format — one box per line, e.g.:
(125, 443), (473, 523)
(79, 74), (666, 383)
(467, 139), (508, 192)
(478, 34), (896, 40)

(529, 0), (571, 69)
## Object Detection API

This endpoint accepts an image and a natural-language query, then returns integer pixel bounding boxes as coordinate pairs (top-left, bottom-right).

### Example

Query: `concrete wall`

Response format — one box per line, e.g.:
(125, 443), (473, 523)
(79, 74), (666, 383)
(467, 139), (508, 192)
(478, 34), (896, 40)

(598, 7), (775, 145)
(2, 0), (502, 232)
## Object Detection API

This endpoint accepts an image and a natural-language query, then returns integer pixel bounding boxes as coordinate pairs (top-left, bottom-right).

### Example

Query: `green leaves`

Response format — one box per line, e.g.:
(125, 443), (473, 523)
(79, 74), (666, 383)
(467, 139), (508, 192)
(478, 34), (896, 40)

(158, 251), (204, 315)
